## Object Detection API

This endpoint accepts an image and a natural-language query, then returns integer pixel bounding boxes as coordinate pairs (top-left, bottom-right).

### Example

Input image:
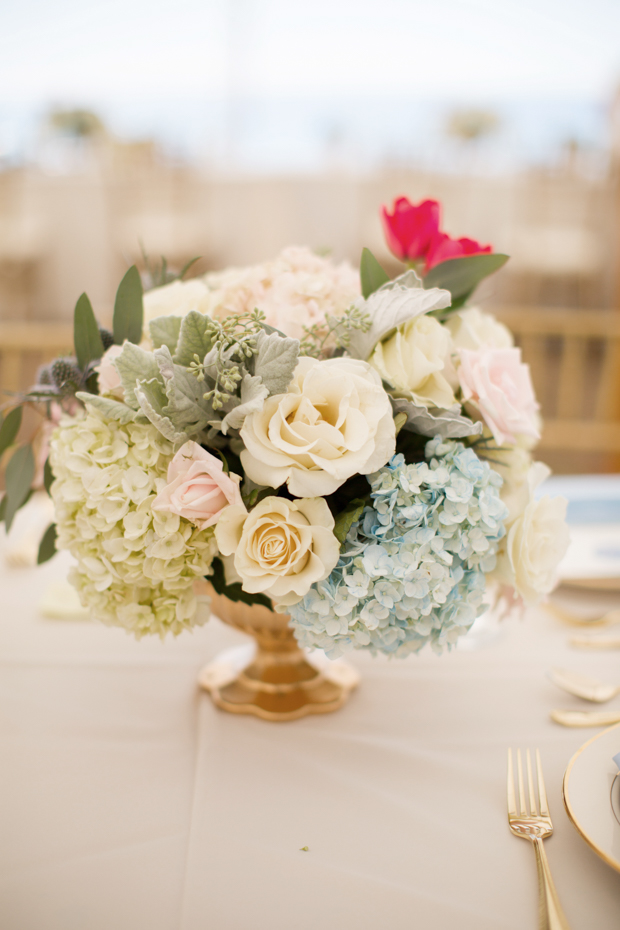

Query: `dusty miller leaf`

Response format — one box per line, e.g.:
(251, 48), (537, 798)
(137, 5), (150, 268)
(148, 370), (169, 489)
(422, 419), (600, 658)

(390, 395), (483, 439)
(155, 346), (213, 435)
(114, 342), (161, 409)
(134, 378), (189, 445)
(253, 330), (299, 395)
(76, 392), (140, 424)
(149, 315), (182, 353)
(347, 273), (451, 361)
(173, 310), (216, 367)
(220, 373), (269, 434)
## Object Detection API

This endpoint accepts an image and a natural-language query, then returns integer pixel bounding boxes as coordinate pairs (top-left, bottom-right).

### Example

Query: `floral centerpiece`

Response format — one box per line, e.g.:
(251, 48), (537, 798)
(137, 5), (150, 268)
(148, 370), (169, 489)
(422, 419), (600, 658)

(0, 198), (569, 719)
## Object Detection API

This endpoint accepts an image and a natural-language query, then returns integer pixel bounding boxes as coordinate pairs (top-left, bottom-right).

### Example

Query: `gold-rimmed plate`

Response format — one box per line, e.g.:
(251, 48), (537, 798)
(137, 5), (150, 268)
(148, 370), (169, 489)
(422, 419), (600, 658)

(563, 723), (620, 873)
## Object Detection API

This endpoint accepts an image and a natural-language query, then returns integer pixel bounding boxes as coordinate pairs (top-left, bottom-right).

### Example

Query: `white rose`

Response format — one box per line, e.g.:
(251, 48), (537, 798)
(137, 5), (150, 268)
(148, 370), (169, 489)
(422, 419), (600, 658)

(492, 462), (570, 605)
(240, 356), (396, 497)
(143, 279), (211, 329)
(215, 496), (341, 606)
(369, 313), (455, 409)
(446, 307), (513, 351)
(482, 432), (533, 524)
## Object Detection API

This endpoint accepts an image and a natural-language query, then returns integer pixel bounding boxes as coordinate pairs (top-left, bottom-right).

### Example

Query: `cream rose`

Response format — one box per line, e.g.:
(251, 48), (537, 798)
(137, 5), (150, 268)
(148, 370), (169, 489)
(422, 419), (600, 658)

(240, 356), (396, 497)
(446, 307), (513, 351)
(491, 462), (570, 606)
(152, 441), (242, 530)
(215, 496), (341, 606)
(457, 347), (540, 446)
(369, 313), (455, 409)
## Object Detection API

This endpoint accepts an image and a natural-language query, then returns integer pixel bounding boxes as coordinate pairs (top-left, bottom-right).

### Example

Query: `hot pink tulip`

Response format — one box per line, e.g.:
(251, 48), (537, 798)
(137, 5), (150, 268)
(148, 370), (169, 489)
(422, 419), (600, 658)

(425, 232), (492, 272)
(381, 197), (441, 262)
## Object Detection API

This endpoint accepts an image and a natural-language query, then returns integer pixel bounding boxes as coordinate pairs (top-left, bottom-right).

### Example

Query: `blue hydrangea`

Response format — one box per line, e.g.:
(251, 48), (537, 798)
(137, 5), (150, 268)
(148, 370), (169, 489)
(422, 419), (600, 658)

(289, 437), (508, 659)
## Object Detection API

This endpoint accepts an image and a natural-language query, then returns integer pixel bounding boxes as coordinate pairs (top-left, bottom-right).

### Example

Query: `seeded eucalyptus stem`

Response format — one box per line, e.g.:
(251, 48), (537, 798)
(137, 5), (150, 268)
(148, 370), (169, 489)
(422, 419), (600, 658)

(187, 308), (267, 410)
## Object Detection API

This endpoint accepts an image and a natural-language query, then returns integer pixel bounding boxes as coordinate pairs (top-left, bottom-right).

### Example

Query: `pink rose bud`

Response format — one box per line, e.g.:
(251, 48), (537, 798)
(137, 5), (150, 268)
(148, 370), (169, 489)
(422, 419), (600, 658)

(425, 232), (492, 272)
(457, 347), (540, 446)
(152, 441), (243, 530)
(381, 197), (441, 262)
(95, 344), (123, 395)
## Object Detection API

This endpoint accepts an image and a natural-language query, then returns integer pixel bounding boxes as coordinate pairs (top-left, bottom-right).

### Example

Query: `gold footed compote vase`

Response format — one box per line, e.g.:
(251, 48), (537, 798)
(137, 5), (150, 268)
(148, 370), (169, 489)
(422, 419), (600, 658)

(198, 586), (360, 721)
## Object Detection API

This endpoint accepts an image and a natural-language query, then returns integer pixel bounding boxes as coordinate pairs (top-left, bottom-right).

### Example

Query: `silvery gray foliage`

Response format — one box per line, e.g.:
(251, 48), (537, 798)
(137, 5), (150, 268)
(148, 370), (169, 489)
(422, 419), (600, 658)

(251, 330), (300, 395)
(172, 311), (216, 367)
(133, 380), (189, 446)
(148, 315), (182, 353)
(390, 395), (483, 439)
(114, 343), (161, 409)
(218, 373), (270, 435)
(347, 271), (452, 361)
(114, 312), (301, 443)
(154, 346), (214, 436)
(75, 392), (141, 425)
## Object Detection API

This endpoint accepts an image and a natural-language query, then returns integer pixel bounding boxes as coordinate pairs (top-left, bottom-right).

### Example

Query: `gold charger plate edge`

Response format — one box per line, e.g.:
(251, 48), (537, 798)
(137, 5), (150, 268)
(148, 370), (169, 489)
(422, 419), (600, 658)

(562, 721), (620, 874)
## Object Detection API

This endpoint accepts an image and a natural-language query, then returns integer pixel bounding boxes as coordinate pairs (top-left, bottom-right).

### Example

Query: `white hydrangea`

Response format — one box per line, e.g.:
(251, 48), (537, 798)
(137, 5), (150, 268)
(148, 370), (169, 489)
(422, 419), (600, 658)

(50, 405), (217, 638)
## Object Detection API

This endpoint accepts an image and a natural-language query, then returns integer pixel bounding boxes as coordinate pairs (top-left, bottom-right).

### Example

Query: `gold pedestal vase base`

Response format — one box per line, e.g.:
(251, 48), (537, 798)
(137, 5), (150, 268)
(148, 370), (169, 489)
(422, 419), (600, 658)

(199, 587), (360, 722)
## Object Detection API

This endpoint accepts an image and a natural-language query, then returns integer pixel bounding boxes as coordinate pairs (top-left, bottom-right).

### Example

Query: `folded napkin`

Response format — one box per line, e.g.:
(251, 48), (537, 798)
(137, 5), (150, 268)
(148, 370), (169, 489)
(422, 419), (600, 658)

(3, 492), (55, 568)
(38, 581), (90, 621)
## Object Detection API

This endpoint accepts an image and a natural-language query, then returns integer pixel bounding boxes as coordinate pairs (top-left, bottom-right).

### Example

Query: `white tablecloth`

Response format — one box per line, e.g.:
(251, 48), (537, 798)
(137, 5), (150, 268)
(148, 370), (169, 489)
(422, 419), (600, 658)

(2, 550), (620, 930)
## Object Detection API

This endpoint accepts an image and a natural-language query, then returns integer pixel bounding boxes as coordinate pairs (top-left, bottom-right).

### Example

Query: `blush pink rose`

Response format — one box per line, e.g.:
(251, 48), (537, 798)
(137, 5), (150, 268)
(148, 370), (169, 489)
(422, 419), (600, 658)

(457, 347), (540, 446)
(95, 344), (123, 395)
(152, 441), (243, 529)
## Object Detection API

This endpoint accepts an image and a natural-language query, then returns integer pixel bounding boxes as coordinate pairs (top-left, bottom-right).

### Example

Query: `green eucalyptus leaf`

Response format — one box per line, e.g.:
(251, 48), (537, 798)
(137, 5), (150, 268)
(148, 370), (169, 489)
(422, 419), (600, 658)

(333, 498), (366, 545)
(0, 406), (22, 458)
(0, 494), (6, 523)
(360, 247), (390, 299)
(4, 444), (35, 532)
(423, 253), (509, 303)
(208, 556), (273, 609)
(37, 523), (57, 565)
(113, 265), (144, 345)
(74, 292), (104, 372)
(43, 457), (55, 496)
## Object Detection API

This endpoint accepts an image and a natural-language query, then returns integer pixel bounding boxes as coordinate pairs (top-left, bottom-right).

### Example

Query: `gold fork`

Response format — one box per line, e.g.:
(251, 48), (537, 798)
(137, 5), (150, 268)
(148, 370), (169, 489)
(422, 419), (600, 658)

(507, 749), (571, 929)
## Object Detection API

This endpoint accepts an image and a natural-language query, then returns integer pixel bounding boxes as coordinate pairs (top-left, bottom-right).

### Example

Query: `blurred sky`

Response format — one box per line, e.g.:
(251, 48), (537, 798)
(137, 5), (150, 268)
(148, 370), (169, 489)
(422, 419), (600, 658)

(1, 0), (620, 171)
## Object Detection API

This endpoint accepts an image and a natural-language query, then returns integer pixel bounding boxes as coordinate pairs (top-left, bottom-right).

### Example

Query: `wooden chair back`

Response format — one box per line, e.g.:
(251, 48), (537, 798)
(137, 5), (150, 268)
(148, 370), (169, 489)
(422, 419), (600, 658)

(0, 322), (74, 401)
(494, 308), (620, 454)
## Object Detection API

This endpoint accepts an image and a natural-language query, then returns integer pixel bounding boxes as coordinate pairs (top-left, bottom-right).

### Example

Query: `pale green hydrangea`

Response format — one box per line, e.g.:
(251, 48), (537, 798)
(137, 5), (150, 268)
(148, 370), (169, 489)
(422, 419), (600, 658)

(50, 405), (217, 638)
